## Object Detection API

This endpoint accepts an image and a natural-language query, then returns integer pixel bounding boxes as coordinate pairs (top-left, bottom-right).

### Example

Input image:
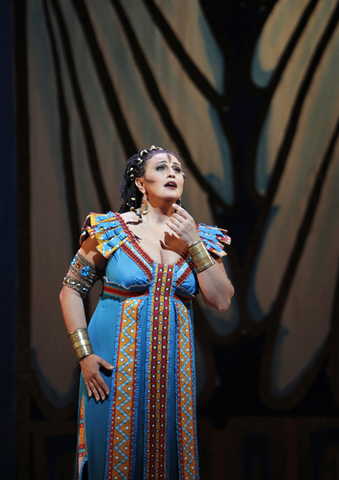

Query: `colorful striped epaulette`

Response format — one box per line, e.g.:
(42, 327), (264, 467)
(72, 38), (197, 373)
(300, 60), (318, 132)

(197, 224), (231, 257)
(80, 212), (130, 258)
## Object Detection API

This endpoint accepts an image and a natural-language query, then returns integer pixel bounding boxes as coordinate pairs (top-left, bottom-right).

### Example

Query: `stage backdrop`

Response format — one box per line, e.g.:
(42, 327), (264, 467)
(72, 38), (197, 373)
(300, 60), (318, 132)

(15, 0), (339, 478)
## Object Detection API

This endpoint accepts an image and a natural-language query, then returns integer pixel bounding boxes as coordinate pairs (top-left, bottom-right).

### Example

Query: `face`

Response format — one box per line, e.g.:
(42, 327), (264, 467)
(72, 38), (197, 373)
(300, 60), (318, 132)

(135, 153), (184, 203)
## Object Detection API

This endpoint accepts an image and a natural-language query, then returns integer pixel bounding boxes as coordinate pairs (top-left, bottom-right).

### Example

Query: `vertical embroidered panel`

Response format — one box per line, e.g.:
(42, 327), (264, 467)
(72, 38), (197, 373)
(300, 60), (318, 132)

(107, 298), (142, 480)
(145, 264), (174, 479)
(176, 302), (199, 480)
(78, 397), (87, 479)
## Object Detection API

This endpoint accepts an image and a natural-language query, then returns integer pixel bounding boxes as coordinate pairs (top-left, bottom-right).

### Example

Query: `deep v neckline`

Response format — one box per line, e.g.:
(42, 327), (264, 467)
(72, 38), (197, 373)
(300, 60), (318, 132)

(116, 213), (189, 268)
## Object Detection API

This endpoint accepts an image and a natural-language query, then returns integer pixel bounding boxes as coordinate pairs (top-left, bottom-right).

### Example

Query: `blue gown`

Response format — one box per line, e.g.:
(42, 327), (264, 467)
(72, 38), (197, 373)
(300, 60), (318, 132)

(75, 212), (230, 480)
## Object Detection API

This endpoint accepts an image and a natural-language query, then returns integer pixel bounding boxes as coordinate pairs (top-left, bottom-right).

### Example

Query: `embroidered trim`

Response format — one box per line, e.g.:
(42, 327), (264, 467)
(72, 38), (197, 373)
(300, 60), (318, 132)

(118, 213), (188, 272)
(77, 397), (87, 479)
(117, 213), (154, 268)
(175, 301), (200, 480)
(106, 298), (142, 480)
(144, 264), (174, 478)
(176, 255), (196, 286)
(103, 284), (149, 298)
(121, 243), (153, 282)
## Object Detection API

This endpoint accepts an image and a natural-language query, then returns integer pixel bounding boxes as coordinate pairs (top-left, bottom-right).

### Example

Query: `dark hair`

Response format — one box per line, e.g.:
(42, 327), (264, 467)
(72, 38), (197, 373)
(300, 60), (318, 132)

(119, 146), (182, 213)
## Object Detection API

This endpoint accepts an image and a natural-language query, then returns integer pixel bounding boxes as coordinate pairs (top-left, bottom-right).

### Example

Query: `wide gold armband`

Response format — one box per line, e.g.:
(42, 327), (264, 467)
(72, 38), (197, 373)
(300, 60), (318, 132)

(69, 328), (93, 361)
(187, 240), (214, 273)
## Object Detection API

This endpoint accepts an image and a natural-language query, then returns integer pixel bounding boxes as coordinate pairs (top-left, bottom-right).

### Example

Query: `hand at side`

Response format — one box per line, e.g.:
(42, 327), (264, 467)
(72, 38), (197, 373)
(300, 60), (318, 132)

(79, 354), (113, 401)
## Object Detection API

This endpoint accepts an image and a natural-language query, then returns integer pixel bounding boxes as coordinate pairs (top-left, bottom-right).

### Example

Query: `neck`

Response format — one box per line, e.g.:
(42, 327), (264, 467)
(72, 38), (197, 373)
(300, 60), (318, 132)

(143, 201), (175, 225)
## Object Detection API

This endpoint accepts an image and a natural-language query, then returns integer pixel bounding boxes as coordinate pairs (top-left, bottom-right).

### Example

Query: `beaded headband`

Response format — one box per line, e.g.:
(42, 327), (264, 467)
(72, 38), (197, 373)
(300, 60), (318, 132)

(129, 145), (163, 181)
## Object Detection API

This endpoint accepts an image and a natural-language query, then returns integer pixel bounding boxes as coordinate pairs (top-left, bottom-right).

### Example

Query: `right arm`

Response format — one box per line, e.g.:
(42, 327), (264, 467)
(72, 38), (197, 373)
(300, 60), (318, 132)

(59, 235), (113, 401)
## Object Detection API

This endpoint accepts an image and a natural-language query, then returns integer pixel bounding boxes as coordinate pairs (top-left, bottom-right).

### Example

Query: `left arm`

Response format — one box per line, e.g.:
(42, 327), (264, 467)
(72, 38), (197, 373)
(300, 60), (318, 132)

(166, 204), (234, 311)
(195, 256), (234, 311)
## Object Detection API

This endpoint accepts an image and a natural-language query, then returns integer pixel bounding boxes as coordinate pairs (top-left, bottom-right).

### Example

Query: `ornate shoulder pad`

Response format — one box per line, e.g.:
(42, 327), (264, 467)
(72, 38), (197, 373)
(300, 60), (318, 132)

(79, 212), (130, 258)
(197, 223), (231, 257)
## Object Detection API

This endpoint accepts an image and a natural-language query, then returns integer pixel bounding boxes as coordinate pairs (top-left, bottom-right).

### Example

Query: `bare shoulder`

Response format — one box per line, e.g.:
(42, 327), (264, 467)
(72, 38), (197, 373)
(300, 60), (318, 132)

(120, 211), (142, 224)
(120, 211), (134, 221)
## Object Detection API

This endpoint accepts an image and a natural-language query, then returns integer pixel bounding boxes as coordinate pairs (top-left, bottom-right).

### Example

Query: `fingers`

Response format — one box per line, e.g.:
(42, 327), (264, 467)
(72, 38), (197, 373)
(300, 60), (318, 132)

(99, 359), (114, 371)
(169, 205), (189, 227)
(165, 217), (181, 235)
(85, 382), (92, 398)
(80, 355), (112, 401)
(167, 204), (199, 244)
(172, 204), (187, 218)
(85, 374), (109, 401)
(168, 215), (183, 228)
(90, 376), (109, 401)
(85, 380), (103, 402)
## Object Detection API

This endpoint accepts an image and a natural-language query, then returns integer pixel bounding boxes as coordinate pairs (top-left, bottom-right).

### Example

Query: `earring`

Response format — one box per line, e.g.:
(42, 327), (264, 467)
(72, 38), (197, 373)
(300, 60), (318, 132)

(177, 198), (182, 207)
(141, 193), (149, 215)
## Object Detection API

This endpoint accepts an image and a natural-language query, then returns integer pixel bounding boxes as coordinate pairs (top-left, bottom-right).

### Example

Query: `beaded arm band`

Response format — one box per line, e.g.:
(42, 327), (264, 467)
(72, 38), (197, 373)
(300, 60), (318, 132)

(63, 251), (102, 296)
(69, 328), (93, 361)
(187, 240), (215, 273)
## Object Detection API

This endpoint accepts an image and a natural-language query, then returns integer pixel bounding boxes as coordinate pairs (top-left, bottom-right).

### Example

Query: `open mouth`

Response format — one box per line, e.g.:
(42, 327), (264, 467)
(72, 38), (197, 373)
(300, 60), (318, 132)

(164, 181), (177, 188)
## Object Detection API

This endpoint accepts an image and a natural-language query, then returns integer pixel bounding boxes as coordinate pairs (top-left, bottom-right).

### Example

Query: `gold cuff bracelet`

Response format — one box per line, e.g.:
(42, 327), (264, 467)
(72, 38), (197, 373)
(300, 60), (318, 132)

(187, 240), (214, 273)
(69, 328), (93, 361)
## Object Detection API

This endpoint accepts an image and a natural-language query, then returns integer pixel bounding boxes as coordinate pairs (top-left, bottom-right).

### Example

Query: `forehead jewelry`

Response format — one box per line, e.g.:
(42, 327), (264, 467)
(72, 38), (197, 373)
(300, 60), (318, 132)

(129, 145), (164, 181)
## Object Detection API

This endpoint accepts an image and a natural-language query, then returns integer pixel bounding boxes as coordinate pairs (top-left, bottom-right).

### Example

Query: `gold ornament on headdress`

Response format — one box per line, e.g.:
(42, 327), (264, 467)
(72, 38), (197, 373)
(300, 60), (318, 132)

(136, 145), (163, 164)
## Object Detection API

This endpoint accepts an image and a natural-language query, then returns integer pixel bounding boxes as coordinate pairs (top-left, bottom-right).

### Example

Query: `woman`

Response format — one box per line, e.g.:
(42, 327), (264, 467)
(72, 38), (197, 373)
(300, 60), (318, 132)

(60, 145), (234, 480)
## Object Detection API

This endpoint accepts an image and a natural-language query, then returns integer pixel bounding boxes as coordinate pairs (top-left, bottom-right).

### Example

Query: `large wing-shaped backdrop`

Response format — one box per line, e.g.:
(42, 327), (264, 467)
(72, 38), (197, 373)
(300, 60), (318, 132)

(16, 0), (339, 477)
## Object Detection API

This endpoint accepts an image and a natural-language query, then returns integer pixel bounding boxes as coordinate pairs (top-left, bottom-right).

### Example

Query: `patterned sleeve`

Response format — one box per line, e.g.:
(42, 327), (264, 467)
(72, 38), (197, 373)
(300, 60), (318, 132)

(197, 223), (231, 257)
(79, 212), (130, 258)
